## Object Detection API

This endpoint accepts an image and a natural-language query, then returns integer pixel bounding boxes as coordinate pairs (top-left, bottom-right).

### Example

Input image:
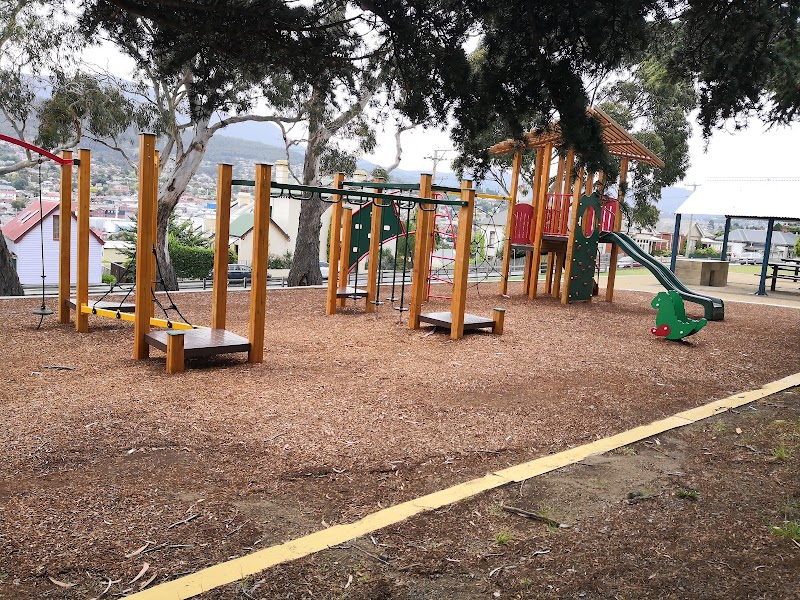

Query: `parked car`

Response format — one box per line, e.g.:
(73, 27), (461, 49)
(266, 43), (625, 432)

(320, 261), (329, 279)
(208, 264), (255, 282)
(616, 256), (641, 269)
(737, 251), (764, 265)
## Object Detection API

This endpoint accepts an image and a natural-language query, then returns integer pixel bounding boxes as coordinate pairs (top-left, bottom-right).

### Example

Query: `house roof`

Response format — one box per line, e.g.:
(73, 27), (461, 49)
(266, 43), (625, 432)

(718, 229), (798, 246)
(2, 199), (105, 244)
(229, 212), (290, 240)
(488, 107), (665, 168)
(676, 178), (800, 219)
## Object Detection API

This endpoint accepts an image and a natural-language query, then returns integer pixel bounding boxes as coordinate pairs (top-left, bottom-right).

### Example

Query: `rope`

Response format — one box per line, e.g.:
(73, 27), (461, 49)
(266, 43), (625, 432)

(33, 160), (53, 329)
(151, 246), (192, 328)
(395, 203), (413, 318)
(91, 260), (136, 310)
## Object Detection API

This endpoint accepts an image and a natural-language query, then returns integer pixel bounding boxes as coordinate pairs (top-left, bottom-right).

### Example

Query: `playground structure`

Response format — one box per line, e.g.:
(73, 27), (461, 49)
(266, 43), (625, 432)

(133, 134), (270, 373)
(326, 175), (505, 339)
(490, 107), (724, 321)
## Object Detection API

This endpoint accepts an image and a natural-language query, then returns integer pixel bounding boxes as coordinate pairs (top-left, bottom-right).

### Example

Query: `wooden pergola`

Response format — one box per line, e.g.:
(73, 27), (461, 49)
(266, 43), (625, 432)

(489, 107), (664, 303)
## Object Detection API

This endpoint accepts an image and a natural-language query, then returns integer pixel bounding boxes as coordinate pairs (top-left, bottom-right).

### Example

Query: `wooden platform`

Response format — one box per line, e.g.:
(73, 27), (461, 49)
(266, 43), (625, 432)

(144, 328), (251, 358)
(418, 311), (495, 331)
(511, 235), (568, 255)
(336, 286), (368, 299)
(69, 299), (136, 313)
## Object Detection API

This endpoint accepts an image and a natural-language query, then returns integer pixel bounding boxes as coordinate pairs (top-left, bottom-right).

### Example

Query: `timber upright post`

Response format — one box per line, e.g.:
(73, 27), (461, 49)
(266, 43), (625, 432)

(58, 150), (72, 324)
(325, 173), (345, 315)
(150, 151), (159, 319)
(75, 149), (91, 333)
(212, 164), (233, 329)
(561, 168), (584, 305)
(337, 207), (353, 307)
(248, 163), (271, 363)
(605, 158), (628, 303)
(552, 148), (575, 299)
(499, 151), (522, 295)
(528, 143), (553, 300)
(408, 173), (433, 329)
(522, 149), (545, 295)
(365, 177), (384, 313)
(133, 133), (157, 359)
(450, 180), (475, 340)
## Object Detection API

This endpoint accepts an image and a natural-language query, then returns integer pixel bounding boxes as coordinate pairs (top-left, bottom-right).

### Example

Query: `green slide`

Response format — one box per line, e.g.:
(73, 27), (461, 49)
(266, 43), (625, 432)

(600, 231), (725, 321)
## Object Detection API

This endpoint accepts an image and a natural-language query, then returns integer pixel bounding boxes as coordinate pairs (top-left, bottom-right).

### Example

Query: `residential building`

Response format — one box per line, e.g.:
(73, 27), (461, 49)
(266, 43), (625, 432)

(2, 200), (104, 285)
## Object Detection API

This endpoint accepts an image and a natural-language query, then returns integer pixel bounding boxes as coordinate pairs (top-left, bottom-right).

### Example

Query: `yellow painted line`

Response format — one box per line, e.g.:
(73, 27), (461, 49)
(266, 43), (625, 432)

(129, 372), (800, 600)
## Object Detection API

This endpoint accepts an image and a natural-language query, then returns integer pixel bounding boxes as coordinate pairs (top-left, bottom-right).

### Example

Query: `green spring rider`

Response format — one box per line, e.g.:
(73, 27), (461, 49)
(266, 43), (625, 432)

(650, 291), (707, 341)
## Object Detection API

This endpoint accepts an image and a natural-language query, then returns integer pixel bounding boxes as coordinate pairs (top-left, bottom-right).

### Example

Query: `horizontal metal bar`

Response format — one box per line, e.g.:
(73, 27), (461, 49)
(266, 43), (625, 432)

(230, 179), (467, 206)
(342, 181), (462, 194)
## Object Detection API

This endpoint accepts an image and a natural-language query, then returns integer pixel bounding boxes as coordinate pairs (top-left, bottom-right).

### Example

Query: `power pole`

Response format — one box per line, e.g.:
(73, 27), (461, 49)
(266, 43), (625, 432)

(425, 149), (450, 183)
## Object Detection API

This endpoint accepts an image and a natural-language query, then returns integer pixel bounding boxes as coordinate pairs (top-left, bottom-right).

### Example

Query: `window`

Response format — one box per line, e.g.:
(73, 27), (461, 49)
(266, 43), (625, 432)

(52, 214), (60, 240)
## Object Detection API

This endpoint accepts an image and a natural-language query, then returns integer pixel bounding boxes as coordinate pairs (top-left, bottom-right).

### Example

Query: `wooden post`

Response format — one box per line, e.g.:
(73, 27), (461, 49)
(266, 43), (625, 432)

(75, 148), (90, 333)
(248, 163), (271, 364)
(544, 252), (555, 294)
(337, 207), (353, 308)
(553, 252), (565, 298)
(212, 164), (233, 329)
(58, 150), (72, 324)
(553, 148), (575, 297)
(523, 149), (545, 296)
(561, 168), (584, 305)
(133, 134), (157, 359)
(528, 143), (553, 300)
(605, 158), (628, 303)
(408, 173), (433, 329)
(166, 331), (185, 374)
(150, 150), (159, 320)
(325, 173), (345, 315)
(499, 150), (522, 295)
(450, 180), (475, 340)
(366, 177), (384, 313)
(492, 307), (505, 335)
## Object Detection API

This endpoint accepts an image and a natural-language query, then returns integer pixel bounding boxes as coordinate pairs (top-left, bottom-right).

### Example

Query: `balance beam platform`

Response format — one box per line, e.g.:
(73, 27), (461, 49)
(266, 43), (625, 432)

(336, 286), (368, 299)
(69, 298), (136, 312)
(144, 328), (251, 358)
(419, 311), (495, 332)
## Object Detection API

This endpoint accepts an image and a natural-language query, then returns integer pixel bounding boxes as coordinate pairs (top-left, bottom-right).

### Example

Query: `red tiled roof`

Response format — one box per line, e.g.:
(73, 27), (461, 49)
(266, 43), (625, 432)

(2, 200), (105, 244)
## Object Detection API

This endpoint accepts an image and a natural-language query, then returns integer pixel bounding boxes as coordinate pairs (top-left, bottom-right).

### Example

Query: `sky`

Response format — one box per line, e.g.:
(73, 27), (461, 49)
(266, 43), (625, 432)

(94, 41), (799, 187)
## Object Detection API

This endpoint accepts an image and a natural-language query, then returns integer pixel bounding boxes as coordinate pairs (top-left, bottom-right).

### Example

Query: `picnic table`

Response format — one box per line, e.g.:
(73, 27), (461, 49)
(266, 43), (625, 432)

(766, 261), (800, 291)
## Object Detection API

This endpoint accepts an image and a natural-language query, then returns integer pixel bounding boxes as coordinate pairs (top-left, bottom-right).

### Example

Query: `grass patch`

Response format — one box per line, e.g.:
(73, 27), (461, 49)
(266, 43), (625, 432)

(771, 445), (793, 461)
(770, 521), (800, 541)
(495, 531), (513, 546)
(676, 488), (699, 501)
(711, 421), (727, 435)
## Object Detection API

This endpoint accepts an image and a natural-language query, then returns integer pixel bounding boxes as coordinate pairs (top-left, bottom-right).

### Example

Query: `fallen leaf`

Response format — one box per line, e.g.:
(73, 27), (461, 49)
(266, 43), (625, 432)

(129, 563), (150, 585)
(48, 576), (76, 589)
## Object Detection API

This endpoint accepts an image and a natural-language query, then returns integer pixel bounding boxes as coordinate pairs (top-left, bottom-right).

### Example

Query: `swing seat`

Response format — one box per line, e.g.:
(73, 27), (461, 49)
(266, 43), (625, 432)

(336, 285), (368, 299)
(419, 311), (495, 331)
(144, 328), (250, 358)
(69, 299), (136, 312)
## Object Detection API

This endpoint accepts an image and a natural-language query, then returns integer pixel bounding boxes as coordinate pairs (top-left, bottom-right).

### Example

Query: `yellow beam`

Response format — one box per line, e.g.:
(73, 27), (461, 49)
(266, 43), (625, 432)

(79, 305), (194, 330)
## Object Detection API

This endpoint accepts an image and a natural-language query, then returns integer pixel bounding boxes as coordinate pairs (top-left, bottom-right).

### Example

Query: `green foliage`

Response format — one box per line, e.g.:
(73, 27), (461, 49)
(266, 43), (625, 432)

(675, 488), (699, 501)
(168, 240), (214, 280)
(320, 147), (357, 178)
(771, 521), (800, 541)
(101, 273), (116, 285)
(495, 531), (513, 546)
(10, 199), (26, 211)
(795, 236), (800, 257)
(471, 228), (487, 263)
(689, 247), (721, 259)
(268, 251), (293, 269)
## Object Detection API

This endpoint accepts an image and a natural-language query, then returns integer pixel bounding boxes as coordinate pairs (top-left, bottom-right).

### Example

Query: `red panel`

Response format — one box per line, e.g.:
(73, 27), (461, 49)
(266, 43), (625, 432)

(511, 203), (533, 244)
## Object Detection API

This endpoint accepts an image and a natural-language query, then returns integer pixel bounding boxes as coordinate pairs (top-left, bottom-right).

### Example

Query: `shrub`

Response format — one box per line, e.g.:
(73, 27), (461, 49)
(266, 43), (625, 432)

(168, 239), (214, 280)
(689, 247), (721, 259)
(268, 250), (293, 269)
(101, 273), (117, 285)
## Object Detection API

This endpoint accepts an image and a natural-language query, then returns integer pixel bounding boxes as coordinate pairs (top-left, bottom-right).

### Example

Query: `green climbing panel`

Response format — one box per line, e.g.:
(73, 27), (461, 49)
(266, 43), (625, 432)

(650, 291), (707, 340)
(567, 192), (601, 302)
(349, 201), (404, 269)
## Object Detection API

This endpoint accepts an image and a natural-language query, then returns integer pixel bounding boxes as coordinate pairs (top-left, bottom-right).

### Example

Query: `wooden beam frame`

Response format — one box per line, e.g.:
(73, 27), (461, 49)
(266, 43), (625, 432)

(450, 180), (475, 340)
(133, 134), (157, 359)
(166, 331), (185, 374)
(528, 143), (553, 300)
(150, 150), (159, 320)
(248, 163), (271, 364)
(325, 173), (345, 315)
(523, 149), (545, 296)
(408, 173), (433, 329)
(365, 177), (384, 313)
(58, 151), (72, 324)
(605, 158), (628, 303)
(338, 207), (353, 308)
(499, 150), (522, 295)
(75, 149), (90, 333)
(561, 168), (584, 305)
(212, 164), (233, 329)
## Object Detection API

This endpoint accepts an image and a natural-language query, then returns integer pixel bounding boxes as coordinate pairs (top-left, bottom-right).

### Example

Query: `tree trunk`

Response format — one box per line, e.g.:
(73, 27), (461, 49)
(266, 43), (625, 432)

(287, 145), (326, 286)
(154, 118), (212, 290)
(0, 234), (24, 296)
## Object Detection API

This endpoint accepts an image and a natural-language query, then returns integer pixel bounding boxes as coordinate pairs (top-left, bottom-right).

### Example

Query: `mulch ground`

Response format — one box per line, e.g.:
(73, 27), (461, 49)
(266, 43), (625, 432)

(0, 283), (798, 598)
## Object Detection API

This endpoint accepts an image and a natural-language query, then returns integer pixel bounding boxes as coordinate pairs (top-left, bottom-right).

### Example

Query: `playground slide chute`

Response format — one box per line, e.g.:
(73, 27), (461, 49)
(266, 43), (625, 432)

(599, 231), (725, 321)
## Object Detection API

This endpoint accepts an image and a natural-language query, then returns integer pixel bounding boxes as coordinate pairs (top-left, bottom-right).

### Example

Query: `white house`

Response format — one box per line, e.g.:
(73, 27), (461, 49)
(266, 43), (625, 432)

(2, 200), (104, 285)
(228, 211), (292, 265)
